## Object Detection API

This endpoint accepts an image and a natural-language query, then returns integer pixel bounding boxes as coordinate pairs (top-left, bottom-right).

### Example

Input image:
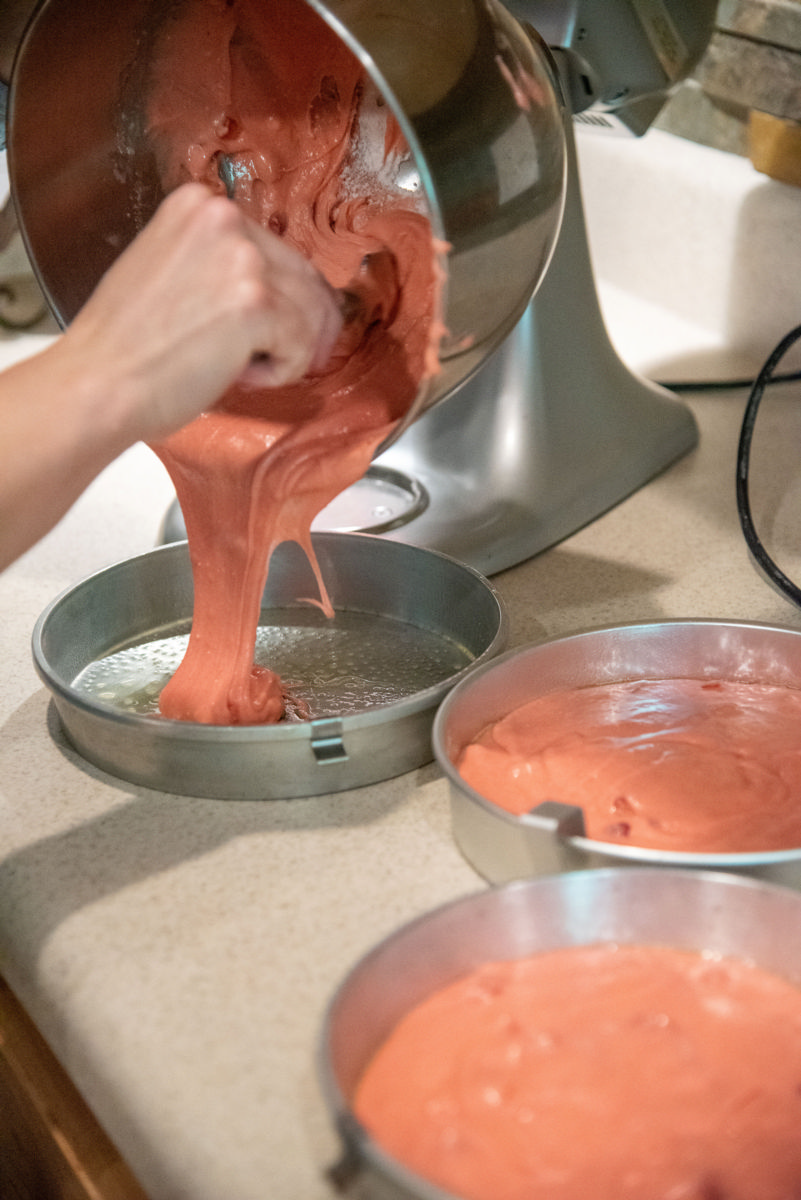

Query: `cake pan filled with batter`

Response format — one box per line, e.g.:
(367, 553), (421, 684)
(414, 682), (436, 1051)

(32, 533), (506, 799)
(319, 867), (801, 1200)
(433, 620), (801, 889)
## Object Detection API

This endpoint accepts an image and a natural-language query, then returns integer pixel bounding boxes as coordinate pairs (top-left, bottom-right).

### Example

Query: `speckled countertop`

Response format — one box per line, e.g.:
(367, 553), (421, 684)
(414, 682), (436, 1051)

(2, 129), (801, 1199)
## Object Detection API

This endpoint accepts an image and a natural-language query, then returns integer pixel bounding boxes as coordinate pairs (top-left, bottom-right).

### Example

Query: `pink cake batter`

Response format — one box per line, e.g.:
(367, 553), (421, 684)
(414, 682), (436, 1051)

(141, 0), (441, 724)
(354, 942), (801, 1200)
(458, 677), (801, 853)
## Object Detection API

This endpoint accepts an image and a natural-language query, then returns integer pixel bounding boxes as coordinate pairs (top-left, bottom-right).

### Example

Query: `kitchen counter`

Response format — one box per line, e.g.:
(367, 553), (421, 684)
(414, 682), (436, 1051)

(2, 128), (801, 1199)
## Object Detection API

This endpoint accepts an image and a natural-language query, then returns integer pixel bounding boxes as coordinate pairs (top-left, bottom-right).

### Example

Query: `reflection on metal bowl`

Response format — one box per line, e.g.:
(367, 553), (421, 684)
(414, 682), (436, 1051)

(433, 620), (801, 889)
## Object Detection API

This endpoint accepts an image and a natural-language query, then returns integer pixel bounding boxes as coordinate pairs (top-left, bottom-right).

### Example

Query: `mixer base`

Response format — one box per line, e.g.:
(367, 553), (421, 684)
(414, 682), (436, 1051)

(161, 464), (429, 544)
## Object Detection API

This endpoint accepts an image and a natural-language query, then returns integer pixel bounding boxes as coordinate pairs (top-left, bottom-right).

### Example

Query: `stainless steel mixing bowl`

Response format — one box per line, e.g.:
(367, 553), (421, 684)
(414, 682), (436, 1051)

(433, 620), (801, 889)
(319, 867), (801, 1200)
(7, 0), (566, 445)
(32, 533), (506, 799)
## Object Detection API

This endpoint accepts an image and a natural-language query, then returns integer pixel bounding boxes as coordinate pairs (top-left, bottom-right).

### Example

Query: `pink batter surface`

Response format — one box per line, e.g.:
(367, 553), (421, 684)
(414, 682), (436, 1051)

(142, 0), (441, 724)
(458, 677), (801, 853)
(354, 942), (801, 1200)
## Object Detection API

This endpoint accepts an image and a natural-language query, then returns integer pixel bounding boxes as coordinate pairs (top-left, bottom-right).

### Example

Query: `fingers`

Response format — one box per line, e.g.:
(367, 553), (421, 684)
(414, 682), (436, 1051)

(106, 184), (344, 379)
(161, 184), (344, 385)
(63, 184), (348, 445)
(233, 209), (344, 383)
(239, 286), (344, 388)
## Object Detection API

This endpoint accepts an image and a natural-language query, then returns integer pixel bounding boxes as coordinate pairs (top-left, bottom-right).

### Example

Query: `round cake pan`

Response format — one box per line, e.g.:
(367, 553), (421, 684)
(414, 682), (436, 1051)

(433, 620), (801, 889)
(32, 533), (506, 799)
(319, 867), (801, 1200)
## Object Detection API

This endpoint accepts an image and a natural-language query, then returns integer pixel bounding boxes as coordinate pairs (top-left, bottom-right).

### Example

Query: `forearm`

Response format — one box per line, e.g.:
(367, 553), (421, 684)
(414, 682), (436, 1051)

(0, 185), (343, 570)
(0, 338), (136, 570)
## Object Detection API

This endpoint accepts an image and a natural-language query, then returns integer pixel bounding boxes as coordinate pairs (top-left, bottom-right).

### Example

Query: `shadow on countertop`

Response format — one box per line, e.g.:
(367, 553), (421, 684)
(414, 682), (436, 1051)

(0, 688), (433, 964)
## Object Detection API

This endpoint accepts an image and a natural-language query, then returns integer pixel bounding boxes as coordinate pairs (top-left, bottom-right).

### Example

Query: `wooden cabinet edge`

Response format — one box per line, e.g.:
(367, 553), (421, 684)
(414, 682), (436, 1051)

(0, 975), (150, 1200)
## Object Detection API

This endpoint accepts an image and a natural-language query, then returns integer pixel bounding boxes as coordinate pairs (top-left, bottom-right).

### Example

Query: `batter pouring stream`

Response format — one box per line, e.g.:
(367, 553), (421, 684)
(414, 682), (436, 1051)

(137, 0), (441, 724)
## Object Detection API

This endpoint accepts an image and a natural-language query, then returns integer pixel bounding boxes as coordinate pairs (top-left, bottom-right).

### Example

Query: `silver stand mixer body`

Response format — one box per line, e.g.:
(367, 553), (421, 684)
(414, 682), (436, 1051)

(371, 0), (720, 574)
(374, 115), (698, 575)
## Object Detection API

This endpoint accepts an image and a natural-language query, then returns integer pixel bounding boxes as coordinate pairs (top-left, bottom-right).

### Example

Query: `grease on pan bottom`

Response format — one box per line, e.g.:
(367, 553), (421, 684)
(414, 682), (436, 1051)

(74, 609), (472, 720)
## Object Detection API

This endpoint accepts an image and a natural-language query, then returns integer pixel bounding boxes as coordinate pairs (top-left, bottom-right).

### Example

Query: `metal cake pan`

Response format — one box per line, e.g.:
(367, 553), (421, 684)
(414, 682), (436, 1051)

(433, 620), (801, 889)
(32, 533), (506, 799)
(319, 867), (801, 1200)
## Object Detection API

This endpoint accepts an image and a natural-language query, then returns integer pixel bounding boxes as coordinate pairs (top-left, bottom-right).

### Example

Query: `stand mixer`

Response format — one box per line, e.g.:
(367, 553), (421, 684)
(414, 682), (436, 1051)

(7, 0), (717, 577)
(362, 0), (719, 574)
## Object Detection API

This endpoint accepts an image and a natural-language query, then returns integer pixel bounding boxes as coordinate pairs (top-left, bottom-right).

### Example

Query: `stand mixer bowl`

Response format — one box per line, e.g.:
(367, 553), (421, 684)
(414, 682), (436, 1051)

(6, 0), (566, 444)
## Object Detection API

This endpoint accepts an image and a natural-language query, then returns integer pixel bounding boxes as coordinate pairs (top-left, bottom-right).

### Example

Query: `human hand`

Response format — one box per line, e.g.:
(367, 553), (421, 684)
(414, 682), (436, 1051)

(62, 183), (344, 443)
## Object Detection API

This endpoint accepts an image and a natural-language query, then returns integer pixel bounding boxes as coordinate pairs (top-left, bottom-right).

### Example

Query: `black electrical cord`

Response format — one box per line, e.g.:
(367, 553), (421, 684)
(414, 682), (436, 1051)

(667, 368), (801, 393)
(735, 321), (801, 608)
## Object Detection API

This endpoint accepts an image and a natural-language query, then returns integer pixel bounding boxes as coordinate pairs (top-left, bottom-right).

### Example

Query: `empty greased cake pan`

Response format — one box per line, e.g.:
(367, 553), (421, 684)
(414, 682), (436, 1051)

(433, 620), (801, 890)
(33, 533), (506, 799)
